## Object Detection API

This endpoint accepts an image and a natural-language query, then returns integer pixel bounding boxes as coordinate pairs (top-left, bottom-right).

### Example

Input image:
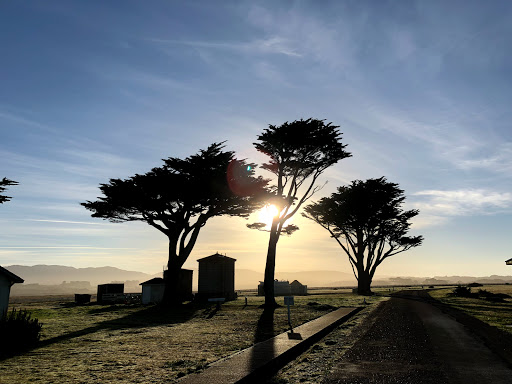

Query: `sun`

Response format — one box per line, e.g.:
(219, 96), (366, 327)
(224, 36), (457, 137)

(258, 204), (280, 226)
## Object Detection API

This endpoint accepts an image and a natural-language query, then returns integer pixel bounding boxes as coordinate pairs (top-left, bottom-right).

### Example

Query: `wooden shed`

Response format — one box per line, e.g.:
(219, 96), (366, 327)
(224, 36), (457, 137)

(290, 280), (308, 295)
(196, 253), (236, 301)
(97, 283), (124, 304)
(258, 280), (291, 296)
(163, 268), (194, 302)
(140, 277), (165, 304)
(0, 265), (24, 316)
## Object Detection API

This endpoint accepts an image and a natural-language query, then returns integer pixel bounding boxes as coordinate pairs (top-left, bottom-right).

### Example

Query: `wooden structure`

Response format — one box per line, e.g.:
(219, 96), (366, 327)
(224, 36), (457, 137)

(97, 283), (124, 304)
(0, 265), (24, 316)
(290, 280), (308, 295)
(258, 280), (291, 296)
(196, 253), (236, 301)
(258, 279), (308, 296)
(162, 268), (194, 302)
(140, 277), (165, 304)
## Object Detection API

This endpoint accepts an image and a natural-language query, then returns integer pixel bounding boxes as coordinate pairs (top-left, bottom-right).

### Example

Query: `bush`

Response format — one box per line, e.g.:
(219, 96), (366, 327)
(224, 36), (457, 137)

(0, 308), (42, 356)
(476, 289), (511, 302)
(451, 285), (474, 298)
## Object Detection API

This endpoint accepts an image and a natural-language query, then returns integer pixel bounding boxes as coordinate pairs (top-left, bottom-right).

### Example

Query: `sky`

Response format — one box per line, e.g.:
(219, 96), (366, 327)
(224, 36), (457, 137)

(1, 0), (512, 280)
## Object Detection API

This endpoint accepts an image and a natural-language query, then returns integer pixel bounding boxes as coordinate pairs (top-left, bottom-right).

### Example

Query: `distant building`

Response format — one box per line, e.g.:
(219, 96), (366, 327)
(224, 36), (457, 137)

(196, 253), (236, 301)
(258, 280), (291, 296)
(140, 278), (165, 304)
(506, 258), (512, 265)
(0, 265), (24, 316)
(258, 279), (308, 296)
(290, 280), (308, 295)
(97, 283), (124, 304)
(144, 268), (195, 303)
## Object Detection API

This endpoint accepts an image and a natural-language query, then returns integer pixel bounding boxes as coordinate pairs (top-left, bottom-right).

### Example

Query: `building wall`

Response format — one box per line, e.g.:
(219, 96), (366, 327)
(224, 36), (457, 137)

(257, 280), (291, 296)
(0, 274), (12, 316)
(141, 284), (165, 304)
(97, 283), (124, 303)
(290, 282), (307, 295)
(198, 259), (235, 300)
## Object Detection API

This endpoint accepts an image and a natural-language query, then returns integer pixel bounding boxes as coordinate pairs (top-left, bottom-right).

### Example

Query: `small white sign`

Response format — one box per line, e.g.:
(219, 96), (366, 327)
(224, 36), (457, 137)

(284, 296), (294, 305)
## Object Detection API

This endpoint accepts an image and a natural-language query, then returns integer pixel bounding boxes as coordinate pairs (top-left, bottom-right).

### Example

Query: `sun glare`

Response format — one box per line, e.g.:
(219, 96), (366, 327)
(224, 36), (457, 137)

(258, 204), (280, 226)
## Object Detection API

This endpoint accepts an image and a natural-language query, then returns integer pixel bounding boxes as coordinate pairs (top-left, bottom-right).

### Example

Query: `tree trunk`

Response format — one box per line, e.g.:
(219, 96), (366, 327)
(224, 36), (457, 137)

(357, 269), (373, 296)
(263, 220), (280, 308)
(162, 239), (183, 306)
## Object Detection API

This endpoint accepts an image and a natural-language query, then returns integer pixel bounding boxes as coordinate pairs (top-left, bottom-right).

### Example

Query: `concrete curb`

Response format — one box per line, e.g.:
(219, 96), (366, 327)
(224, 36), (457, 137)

(179, 306), (362, 384)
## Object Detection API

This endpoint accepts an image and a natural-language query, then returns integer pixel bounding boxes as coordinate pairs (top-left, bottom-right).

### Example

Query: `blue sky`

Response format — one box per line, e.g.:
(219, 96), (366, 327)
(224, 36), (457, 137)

(1, 0), (512, 278)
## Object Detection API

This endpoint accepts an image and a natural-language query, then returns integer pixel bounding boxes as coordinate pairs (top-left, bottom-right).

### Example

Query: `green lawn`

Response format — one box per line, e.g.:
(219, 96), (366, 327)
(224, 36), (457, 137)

(1, 291), (381, 384)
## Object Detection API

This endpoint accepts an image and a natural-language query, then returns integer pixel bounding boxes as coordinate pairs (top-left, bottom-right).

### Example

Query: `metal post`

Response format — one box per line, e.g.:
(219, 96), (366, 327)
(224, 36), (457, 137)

(287, 303), (292, 331)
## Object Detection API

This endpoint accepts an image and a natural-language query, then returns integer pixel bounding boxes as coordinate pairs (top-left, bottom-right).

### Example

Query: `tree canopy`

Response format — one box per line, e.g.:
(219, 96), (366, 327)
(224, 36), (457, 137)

(303, 177), (423, 295)
(252, 118), (351, 307)
(0, 178), (18, 205)
(82, 142), (268, 303)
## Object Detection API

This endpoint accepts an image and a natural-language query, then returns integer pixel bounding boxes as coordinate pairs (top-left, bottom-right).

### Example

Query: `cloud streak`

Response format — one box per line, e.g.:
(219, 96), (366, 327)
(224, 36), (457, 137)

(147, 36), (302, 57)
(411, 189), (512, 228)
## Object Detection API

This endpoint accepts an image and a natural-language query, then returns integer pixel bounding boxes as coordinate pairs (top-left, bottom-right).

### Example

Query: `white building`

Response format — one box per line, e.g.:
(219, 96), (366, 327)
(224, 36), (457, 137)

(140, 277), (165, 304)
(0, 266), (24, 316)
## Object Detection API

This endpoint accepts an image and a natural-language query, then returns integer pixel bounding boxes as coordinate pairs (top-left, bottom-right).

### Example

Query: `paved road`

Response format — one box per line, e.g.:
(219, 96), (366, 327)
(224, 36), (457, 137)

(324, 296), (512, 384)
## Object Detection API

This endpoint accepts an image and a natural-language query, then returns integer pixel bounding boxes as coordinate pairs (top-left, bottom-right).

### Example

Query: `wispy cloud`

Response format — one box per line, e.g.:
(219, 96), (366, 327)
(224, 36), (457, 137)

(26, 219), (110, 226)
(411, 189), (512, 228)
(455, 142), (512, 174)
(147, 36), (302, 57)
(0, 110), (57, 134)
(0, 246), (136, 249)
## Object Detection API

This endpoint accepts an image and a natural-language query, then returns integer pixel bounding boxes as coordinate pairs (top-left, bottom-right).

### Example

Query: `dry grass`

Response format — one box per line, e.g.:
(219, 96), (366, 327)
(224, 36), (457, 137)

(0, 291), (376, 383)
(428, 284), (512, 335)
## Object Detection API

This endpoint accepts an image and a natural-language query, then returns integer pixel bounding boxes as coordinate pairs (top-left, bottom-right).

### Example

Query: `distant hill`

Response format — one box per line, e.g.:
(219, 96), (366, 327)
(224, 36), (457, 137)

(5, 264), (157, 285)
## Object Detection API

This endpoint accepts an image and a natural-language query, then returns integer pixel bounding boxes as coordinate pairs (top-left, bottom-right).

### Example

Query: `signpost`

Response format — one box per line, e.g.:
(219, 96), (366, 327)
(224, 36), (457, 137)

(284, 296), (294, 331)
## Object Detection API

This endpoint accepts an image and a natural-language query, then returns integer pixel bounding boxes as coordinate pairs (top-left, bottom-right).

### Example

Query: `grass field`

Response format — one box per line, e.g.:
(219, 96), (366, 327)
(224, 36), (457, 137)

(0, 290), (382, 384)
(428, 284), (512, 335)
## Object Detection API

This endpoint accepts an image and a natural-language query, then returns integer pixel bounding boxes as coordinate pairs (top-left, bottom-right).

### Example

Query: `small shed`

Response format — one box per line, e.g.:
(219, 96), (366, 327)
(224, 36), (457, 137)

(196, 253), (236, 301)
(0, 265), (24, 316)
(506, 258), (512, 265)
(290, 280), (308, 295)
(258, 280), (291, 296)
(140, 277), (165, 304)
(162, 268), (194, 302)
(97, 283), (124, 304)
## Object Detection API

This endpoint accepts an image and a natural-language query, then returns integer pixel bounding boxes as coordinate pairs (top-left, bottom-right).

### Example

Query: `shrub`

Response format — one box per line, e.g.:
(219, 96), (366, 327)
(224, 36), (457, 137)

(0, 308), (42, 356)
(451, 285), (474, 298)
(476, 289), (511, 302)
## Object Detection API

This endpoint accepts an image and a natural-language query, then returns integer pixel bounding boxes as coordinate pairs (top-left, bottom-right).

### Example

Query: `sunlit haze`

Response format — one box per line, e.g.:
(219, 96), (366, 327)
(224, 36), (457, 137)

(1, 1), (512, 280)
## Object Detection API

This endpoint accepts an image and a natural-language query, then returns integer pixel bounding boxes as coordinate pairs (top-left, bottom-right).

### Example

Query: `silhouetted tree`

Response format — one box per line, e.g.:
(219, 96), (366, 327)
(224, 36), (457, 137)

(0, 178), (18, 205)
(251, 119), (351, 307)
(303, 177), (423, 295)
(82, 143), (267, 304)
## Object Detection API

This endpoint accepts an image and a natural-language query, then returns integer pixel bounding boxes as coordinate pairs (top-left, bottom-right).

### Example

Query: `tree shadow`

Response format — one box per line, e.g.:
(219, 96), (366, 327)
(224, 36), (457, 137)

(0, 301), (209, 361)
(248, 307), (276, 379)
(254, 307), (276, 343)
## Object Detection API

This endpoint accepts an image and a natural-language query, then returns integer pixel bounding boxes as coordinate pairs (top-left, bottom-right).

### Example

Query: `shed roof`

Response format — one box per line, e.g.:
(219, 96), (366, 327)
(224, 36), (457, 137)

(0, 265), (24, 284)
(290, 280), (303, 286)
(197, 253), (236, 262)
(140, 277), (165, 285)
